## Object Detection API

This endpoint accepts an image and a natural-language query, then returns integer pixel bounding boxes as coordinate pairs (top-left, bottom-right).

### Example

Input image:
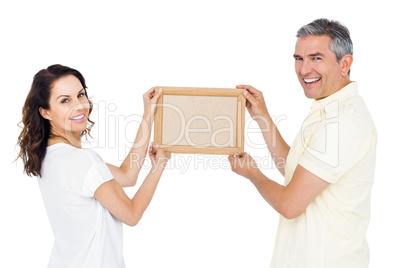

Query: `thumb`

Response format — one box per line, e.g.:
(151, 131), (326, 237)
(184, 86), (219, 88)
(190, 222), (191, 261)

(153, 143), (161, 151)
(242, 90), (257, 106)
(151, 88), (163, 103)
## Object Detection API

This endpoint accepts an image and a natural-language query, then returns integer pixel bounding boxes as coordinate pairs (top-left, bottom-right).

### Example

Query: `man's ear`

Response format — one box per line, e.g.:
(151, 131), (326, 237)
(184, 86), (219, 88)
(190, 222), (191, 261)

(340, 54), (353, 77)
(39, 107), (52, 121)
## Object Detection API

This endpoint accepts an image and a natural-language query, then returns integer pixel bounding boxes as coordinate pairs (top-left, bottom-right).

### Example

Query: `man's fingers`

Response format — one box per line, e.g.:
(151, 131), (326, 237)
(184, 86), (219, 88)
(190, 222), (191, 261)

(236, 85), (259, 94)
(228, 155), (235, 165)
(242, 90), (258, 106)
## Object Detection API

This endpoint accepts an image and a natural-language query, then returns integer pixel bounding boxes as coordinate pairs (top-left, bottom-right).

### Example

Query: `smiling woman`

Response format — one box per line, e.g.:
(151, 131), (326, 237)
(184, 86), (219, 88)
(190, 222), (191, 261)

(17, 65), (94, 177)
(16, 64), (171, 267)
(38, 75), (91, 147)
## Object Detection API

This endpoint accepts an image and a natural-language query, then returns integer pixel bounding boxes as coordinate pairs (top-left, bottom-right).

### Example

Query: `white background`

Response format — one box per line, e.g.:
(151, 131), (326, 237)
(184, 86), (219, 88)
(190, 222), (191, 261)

(1, 0), (401, 267)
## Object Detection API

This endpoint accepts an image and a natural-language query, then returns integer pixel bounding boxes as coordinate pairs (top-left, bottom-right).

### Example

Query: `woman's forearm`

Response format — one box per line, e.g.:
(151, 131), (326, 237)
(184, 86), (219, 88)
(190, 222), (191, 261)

(119, 113), (153, 184)
(94, 165), (166, 227)
(106, 113), (153, 187)
(128, 166), (164, 226)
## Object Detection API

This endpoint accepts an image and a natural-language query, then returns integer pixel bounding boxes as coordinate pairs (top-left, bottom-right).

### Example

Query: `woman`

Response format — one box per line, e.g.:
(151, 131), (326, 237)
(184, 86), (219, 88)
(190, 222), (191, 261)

(17, 64), (170, 267)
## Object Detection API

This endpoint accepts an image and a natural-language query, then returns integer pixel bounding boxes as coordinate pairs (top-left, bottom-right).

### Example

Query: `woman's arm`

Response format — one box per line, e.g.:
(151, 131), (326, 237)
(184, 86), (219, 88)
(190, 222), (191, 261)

(95, 143), (171, 226)
(107, 87), (162, 187)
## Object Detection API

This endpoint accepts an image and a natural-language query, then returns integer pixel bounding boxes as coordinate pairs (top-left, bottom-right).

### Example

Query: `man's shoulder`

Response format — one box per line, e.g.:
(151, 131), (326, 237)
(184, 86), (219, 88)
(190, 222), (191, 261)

(338, 93), (376, 133)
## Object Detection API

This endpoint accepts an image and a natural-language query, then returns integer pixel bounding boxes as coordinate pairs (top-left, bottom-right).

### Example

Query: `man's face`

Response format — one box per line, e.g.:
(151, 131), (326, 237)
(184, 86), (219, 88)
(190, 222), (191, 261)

(294, 35), (348, 100)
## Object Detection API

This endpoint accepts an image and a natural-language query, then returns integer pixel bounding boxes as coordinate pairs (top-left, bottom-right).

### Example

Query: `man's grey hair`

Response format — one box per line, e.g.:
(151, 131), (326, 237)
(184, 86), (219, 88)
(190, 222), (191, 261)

(296, 18), (353, 62)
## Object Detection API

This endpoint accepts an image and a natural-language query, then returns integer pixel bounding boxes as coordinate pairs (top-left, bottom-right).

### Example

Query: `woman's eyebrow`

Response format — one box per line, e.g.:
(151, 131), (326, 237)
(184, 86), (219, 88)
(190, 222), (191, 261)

(56, 88), (84, 100)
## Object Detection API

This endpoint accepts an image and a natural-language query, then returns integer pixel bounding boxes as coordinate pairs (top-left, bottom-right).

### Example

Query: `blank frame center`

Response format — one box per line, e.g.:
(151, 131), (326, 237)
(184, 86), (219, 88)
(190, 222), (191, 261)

(162, 95), (238, 147)
(154, 86), (245, 155)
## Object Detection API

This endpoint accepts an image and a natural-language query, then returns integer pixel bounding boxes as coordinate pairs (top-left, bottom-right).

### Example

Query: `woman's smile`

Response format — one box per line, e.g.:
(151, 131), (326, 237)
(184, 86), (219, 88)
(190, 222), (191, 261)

(69, 112), (86, 123)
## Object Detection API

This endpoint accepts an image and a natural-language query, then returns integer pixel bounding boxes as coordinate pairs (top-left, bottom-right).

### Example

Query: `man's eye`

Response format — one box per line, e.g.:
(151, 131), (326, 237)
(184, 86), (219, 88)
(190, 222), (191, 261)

(312, 57), (322, 60)
(294, 57), (303, 61)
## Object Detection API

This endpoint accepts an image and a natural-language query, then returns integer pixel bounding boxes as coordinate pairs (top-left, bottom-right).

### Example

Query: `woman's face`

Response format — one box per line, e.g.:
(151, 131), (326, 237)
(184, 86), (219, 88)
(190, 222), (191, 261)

(40, 75), (90, 141)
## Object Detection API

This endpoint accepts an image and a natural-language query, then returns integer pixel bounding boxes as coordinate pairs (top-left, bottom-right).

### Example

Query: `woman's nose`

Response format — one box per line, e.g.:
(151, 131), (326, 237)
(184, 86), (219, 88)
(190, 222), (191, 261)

(72, 99), (88, 111)
(74, 102), (84, 111)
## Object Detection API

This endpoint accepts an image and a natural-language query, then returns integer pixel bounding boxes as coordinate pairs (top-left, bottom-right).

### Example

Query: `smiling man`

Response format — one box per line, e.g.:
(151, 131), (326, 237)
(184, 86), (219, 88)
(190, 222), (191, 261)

(229, 19), (377, 267)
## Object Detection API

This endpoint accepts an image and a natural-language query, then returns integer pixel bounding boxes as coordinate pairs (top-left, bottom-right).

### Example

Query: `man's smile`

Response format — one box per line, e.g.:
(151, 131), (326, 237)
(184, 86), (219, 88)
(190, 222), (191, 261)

(303, 77), (321, 84)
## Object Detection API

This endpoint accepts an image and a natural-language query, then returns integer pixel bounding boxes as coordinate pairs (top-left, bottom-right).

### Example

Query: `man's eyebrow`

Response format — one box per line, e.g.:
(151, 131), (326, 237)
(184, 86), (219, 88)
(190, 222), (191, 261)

(56, 88), (85, 100)
(293, 52), (324, 58)
(308, 52), (324, 57)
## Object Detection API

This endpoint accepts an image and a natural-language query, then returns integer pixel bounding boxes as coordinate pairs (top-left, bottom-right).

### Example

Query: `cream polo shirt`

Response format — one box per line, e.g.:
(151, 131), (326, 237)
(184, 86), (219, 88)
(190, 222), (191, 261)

(270, 82), (377, 268)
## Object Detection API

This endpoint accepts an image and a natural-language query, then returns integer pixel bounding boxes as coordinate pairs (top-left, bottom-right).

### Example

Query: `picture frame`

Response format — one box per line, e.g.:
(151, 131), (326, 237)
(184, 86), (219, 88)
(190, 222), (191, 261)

(153, 86), (245, 155)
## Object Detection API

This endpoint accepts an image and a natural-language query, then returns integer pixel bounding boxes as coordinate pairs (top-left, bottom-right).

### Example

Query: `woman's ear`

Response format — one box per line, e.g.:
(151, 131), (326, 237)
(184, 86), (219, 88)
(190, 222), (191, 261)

(39, 107), (52, 121)
(340, 54), (353, 77)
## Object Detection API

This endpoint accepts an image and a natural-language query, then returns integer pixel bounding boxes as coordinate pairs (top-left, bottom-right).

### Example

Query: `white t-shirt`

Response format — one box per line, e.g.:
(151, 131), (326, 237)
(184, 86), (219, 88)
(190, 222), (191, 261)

(39, 143), (125, 268)
(271, 82), (377, 268)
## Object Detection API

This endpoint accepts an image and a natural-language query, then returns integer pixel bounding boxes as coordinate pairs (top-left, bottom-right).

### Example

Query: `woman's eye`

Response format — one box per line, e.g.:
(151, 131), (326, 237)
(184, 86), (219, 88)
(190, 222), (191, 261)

(61, 98), (69, 103)
(78, 93), (85, 98)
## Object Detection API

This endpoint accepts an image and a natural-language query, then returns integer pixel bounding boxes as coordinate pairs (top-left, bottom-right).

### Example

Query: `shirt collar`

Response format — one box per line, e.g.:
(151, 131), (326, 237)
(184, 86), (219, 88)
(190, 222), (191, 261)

(310, 82), (358, 113)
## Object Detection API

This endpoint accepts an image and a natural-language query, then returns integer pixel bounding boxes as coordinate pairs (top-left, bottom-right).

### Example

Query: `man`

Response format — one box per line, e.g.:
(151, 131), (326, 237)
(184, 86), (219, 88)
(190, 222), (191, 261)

(229, 19), (377, 268)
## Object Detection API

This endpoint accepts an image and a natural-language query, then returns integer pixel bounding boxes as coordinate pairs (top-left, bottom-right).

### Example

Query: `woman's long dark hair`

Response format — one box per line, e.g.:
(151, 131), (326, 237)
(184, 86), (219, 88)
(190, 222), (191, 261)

(17, 64), (94, 177)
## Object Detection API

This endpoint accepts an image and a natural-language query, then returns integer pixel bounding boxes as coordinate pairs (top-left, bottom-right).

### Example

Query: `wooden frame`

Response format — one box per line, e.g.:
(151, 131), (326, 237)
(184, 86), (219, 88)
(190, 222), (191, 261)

(154, 86), (245, 155)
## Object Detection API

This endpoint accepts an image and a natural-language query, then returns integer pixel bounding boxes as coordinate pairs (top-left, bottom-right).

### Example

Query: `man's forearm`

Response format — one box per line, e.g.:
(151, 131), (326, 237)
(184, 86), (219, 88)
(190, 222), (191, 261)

(248, 169), (285, 215)
(257, 115), (290, 176)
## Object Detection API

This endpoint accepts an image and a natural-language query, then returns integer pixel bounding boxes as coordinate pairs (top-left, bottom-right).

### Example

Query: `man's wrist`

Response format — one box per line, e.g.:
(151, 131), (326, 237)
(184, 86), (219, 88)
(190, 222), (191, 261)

(256, 114), (271, 129)
(247, 168), (264, 184)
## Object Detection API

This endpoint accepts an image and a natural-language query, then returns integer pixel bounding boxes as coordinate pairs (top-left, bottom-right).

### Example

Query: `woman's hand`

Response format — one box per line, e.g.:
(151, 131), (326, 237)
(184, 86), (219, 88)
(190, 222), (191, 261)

(143, 87), (163, 119)
(149, 142), (171, 171)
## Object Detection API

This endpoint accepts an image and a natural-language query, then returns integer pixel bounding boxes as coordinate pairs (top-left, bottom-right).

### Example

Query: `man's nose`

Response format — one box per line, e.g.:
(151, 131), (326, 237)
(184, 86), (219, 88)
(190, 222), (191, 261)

(299, 60), (313, 76)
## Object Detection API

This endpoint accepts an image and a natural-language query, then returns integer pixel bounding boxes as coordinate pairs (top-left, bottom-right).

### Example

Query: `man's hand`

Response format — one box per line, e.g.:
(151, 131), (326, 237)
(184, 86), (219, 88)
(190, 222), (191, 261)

(228, 153), (262, 180)
(236, 85), (269, 122)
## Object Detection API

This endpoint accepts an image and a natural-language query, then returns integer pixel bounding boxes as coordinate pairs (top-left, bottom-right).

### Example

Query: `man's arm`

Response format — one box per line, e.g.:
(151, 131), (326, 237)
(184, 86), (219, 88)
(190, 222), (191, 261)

(236, 85), (290, 176)
(229, 153), (329, 219)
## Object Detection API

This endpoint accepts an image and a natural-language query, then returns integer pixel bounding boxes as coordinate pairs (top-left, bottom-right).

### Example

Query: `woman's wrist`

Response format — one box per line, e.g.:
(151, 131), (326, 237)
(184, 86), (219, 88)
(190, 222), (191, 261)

(141, 113), (153, 129)
(150, 162), (166, 174)
(143, 111), (151, 120)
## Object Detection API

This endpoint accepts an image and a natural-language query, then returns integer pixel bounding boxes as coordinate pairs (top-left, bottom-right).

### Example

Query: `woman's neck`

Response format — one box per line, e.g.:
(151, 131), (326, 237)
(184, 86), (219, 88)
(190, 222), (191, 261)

(48, 128), (82, 148)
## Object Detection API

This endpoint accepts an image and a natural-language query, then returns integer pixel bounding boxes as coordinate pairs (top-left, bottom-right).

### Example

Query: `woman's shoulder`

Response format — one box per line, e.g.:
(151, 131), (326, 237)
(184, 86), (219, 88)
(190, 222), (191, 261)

(45, 144), (112, 197)
(47, 143), (102, 165)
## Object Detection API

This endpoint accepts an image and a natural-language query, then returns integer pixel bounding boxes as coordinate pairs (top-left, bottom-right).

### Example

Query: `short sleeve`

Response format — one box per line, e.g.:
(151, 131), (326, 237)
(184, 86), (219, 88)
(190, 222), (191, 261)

(299, 115), (376, 183)
(63, 149), (114, 197)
